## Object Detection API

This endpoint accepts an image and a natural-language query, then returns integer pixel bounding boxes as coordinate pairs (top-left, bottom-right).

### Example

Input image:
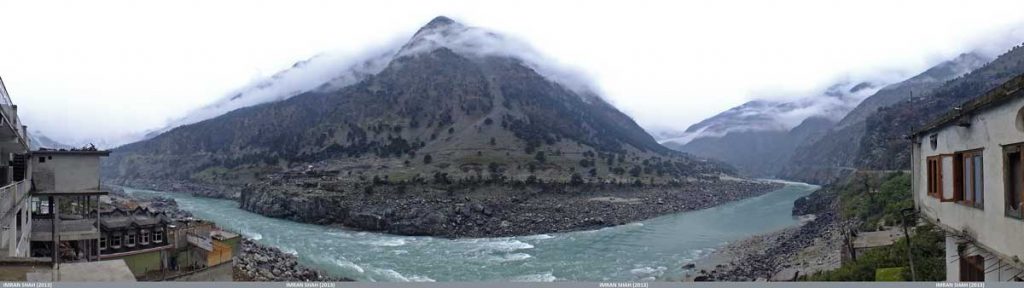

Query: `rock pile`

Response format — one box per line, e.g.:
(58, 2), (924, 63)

(235, 238), (351, 281)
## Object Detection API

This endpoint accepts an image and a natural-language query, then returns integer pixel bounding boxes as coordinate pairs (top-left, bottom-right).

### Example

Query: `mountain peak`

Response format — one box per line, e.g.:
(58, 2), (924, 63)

(425, 16), (457, 29)
(412, 16), (461, 36)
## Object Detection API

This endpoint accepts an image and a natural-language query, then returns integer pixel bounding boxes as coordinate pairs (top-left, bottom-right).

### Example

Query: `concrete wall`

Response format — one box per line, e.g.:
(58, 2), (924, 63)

(946, 235), (1024, 281)
(169, 261), (233, 282)
(914, 95), (1024, 280)
(32, 154), (101, 193)
(119, 249), (164, 277)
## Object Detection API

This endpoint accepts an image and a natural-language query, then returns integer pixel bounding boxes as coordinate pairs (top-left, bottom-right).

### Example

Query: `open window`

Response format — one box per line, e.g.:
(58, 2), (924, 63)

(1005, 143), (1024, 219)
(953, 149), (984, 209)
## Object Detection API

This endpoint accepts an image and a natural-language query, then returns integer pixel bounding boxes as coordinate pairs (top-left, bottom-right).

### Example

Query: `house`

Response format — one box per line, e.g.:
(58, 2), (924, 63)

(97, 207), (173, 278)
(911, 74), (1024, 281)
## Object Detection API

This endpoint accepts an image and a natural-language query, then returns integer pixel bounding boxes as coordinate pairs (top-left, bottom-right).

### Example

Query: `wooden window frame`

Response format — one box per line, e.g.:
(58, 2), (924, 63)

(927, 156), (942, 199)
(954, 149), (985, 209)
(1004, 143), (1024, 219)
(929, 154), (958, 202)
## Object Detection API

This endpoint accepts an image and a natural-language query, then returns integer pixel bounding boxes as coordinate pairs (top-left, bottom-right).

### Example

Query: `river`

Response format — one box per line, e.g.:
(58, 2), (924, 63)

(123, 181), (818, 282)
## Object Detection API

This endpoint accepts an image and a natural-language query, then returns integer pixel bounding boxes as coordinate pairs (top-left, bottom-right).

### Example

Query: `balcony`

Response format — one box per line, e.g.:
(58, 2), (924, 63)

(0, 180), (29, 221)
(0, 77), (29, 152)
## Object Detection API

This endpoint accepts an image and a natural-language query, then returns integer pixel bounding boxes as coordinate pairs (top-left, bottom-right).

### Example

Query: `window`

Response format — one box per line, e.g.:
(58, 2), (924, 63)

(126, 233), (136, 247)
(141, 230), (150, 245)
(953, 149), (984, 209)
(930, 134), (939, 150)
(100, 236), (107, 251)
(154, 230), (164, 243)
(960, 254), (985, 282)
(927, 156), (942, 198)
(38, 157), (45, 163)
(1006, 143), (1024, 219)
(111, 234), (122, 248)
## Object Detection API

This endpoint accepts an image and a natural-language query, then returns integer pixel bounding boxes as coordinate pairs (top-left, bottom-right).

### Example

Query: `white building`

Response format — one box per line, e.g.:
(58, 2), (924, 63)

(911, 74), (1024, 281)
(0, 76), (32, 258)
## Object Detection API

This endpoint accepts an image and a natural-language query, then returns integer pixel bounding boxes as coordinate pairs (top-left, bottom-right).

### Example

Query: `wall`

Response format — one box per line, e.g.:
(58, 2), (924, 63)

(914, 95), (1024, 279)
(32, 153), (102, 193)
(169, 261), (233, 282)
(119, 249), (163, 277)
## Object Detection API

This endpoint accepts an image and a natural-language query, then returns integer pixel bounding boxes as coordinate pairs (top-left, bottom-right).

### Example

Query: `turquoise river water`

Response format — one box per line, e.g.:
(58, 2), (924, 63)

(124, 182), (817, 282)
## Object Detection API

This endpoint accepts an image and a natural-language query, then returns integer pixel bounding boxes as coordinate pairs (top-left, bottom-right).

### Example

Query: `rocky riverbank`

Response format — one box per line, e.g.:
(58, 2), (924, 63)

(105, 178), (241, 200)
(239, 177), (783, 238)
(689, 183), (846, 281)
(234, 238), (351, 281)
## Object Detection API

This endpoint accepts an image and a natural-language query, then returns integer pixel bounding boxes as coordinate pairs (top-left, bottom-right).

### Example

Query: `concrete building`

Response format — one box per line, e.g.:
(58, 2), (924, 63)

(0, 76), (136, 281)
(29, 149), (111, 263)
(911, 74), (1024, 281)
(0, 76), (33, 258)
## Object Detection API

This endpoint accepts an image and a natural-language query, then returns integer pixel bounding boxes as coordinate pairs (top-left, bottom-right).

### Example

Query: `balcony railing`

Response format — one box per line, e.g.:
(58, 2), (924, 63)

(0, 76), (29, 149)
(0, 180), (30, 219)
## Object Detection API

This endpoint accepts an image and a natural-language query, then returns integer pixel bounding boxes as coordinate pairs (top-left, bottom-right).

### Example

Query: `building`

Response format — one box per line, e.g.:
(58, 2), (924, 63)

(0, 75), (32, 258)
(911, 74), (1024, 281)
(97, 207), (173, 278)
(0, 76), (136, 281)
(29, 149), (111, 263)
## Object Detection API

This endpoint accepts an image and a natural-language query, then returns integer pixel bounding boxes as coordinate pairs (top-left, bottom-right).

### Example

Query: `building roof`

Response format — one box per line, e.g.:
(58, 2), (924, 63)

(98, 207), (171, 230)
(25, 260), (137, 282)
(210, 230), (240, 241)
(911, 73), (1024, 138)
(853, 229), (904, 249)
(33, 149), (111, 156)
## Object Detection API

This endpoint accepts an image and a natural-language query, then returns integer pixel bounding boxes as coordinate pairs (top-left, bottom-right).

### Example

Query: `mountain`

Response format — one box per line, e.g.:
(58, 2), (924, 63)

(105, 16), (724, 181)
(780, 52), (992, 183)
(855, 44), (1024, 170)
(663, 81), (883, 177)
(28, 130), (69, 150)
(141, 50), (396, 141)
(100, 16), (783, 238)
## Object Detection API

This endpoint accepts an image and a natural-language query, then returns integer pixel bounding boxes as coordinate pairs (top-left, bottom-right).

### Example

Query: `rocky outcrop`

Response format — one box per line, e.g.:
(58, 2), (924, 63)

(235, 238), (351, 281)
(239, 179), (783, 238)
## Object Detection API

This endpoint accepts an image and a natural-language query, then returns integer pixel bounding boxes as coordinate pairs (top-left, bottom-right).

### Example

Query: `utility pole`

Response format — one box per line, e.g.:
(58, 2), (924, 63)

(901, 208), (917, 281)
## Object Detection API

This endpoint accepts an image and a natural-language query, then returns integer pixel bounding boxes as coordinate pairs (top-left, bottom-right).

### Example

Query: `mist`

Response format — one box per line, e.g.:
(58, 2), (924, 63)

(3, 0), (1024, 147)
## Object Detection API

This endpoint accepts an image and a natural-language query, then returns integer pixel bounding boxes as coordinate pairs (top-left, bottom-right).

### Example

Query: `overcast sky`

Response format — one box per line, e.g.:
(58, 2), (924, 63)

(2, 0), (1023, 144)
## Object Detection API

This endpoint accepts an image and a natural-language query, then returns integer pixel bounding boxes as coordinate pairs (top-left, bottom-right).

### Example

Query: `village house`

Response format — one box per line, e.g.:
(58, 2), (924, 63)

(911, 74), (1024, 281)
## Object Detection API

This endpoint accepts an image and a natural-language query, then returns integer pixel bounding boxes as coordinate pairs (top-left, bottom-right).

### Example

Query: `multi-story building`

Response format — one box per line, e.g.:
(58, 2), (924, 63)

(0, 76), (136, 281)
(0, 76), (32, 258)
(911, 74), (1024, 281)
(97, 207), (173, 278)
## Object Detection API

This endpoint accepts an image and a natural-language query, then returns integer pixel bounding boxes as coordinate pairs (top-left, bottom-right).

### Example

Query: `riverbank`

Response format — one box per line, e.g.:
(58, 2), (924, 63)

(110, 175), (782, 238)
(120, 182), (817, 281)
(239, 178), (784, 238)
(234, 239), (351, 281)
(685, 181), (845, 281)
